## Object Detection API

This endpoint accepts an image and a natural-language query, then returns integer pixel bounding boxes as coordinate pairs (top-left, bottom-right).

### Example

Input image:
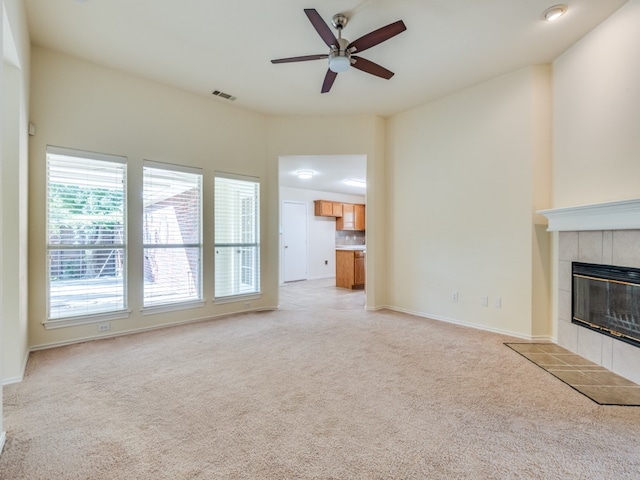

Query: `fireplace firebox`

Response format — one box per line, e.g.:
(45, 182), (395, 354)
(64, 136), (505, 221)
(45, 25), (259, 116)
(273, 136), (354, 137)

(572, 262), (640, 349)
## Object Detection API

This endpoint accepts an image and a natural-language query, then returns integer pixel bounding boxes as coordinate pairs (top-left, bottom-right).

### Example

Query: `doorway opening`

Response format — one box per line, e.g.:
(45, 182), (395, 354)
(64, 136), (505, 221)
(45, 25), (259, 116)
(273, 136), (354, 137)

(277, 155), (367, 304)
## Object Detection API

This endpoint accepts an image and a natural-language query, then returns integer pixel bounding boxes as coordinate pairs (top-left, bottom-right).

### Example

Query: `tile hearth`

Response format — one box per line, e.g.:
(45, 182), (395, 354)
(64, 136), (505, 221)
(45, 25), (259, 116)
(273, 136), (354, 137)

(506, 343), (640, 406)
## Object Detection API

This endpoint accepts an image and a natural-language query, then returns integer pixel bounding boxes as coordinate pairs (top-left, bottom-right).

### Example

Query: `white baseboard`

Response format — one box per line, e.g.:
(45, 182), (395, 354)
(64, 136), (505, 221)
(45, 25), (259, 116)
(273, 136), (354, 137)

(2, 350), (31, 385)
(280, 275), (335, 285)
(28, 306), (278, 352)
(0, 431), (6, 455)
(382, 305), (547, 341)
(530, 335), (554, 342)
(3, 375), (24, 386)
(366, 305), (387, 312)
(306, 274), (336, 281)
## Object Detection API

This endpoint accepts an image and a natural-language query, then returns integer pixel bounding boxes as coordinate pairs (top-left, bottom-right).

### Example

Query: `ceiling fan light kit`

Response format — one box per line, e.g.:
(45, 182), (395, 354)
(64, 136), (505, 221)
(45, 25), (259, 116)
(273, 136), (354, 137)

(271, 8), (407, 93)
(329, 53), (351, 73)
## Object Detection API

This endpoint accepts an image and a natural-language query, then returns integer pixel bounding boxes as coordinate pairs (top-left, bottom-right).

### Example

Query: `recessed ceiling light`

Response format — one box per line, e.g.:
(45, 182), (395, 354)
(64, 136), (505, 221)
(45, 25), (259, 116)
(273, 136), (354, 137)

(543, 4), (567, 21)
(343, 179), (366, 188)
(296, 170), (314, 180)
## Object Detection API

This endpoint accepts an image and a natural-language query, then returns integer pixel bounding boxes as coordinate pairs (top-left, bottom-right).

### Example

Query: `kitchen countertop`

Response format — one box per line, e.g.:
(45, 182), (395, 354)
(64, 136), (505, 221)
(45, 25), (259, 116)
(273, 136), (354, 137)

(335, 245), (366, 251)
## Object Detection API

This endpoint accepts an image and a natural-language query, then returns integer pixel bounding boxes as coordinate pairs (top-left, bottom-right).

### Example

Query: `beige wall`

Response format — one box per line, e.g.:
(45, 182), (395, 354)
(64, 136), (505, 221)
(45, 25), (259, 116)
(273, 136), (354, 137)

(28, 47), (272, 349)
(385, 66), (552, 338)
(2, 0), (30, 385)
(553, 0), (640, 207)
(27, 48), (388, 350)
(2, 0), (31, 449)
(267, 115), (386, 309)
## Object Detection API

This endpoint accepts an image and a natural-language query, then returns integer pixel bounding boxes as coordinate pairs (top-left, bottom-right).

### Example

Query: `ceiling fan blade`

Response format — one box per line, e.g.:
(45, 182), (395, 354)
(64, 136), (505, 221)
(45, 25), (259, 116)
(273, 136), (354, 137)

(271, 54), (328, 64)
(351, 56), (394, 79)
(304, 8), (338, 48)
(321, 69), (338, 93)
(347, 20), (407, 53)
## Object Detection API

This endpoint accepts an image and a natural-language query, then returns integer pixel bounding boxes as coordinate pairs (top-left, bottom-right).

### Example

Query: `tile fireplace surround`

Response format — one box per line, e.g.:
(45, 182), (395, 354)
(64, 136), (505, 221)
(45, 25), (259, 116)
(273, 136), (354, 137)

(539, 199), (640, 384)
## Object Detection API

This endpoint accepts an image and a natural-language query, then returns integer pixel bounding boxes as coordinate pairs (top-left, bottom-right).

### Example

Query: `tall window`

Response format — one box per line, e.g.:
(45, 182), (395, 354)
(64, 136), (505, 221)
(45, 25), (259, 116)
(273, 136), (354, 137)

(214, 173), (260, 299)
(46, 146), (127, 321)
(143, 161), (202, 308)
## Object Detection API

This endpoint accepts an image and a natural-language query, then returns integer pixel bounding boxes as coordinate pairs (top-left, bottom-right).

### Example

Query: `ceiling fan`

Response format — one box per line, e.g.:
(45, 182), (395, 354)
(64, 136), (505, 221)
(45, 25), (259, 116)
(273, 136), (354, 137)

(271, 9), (407, 93)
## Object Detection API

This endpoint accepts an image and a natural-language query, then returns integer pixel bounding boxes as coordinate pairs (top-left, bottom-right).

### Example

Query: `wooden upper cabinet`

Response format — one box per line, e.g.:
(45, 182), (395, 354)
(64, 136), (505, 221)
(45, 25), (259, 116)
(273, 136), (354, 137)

(314, 200), (333, 216)
(315, 200), (363, 228)
(337, 203), (355, 230)
(314, 200), (344, 218)
(354, 204), (365, 231)
(336, 203), (365, 231)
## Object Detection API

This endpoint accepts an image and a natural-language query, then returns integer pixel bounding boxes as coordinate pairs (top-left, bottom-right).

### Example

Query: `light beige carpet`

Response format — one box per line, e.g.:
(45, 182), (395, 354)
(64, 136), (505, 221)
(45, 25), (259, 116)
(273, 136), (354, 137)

(1, 279), (640, 479)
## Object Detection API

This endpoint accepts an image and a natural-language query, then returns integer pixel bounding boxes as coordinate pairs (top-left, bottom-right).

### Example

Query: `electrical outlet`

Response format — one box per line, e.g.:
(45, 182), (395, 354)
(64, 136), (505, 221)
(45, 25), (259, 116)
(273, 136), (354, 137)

(495, 297), (502, 308)
(481, 296), (489, 307)
(325, 260), (328, 265)
(97, 323), (111, 332)
(451, 292), (458, 302)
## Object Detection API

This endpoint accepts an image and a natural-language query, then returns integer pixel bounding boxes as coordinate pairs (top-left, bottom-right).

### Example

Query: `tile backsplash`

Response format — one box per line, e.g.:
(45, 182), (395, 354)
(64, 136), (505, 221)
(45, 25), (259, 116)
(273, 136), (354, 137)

(335, 231), (365, 246)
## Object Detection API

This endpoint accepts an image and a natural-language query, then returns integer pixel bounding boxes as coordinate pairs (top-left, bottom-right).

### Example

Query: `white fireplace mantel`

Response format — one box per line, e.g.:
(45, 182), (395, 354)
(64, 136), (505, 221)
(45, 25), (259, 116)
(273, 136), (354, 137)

(538, 198), (640, 232)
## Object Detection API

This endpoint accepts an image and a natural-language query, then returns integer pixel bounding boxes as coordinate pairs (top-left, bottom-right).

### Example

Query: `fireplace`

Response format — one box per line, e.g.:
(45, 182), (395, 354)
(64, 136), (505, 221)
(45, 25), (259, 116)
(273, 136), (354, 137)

(572, 262), (640, 349)
(538, 198), (640, 384)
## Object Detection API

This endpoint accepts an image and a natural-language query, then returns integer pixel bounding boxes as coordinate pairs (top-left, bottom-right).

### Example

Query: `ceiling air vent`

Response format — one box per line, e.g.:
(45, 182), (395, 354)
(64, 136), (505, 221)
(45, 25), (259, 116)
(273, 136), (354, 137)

(212, 90), (237, 101)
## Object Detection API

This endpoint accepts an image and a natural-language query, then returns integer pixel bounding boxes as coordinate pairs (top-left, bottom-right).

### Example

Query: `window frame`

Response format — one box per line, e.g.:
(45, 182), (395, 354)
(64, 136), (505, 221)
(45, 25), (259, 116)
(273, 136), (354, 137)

(142, 160), (204, 312)
(214, 172), (261, 302)
(44, 145), (129, 329)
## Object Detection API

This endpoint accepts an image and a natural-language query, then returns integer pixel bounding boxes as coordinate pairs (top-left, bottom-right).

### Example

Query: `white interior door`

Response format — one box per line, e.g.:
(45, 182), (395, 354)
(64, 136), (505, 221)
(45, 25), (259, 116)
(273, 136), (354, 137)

(283, 201), (307, 282)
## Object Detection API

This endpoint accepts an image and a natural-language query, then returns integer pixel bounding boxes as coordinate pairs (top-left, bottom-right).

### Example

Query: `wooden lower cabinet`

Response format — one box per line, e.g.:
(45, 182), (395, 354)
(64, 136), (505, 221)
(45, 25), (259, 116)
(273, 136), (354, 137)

(354, 253), (365, 285)
(336, 250), (365, 289)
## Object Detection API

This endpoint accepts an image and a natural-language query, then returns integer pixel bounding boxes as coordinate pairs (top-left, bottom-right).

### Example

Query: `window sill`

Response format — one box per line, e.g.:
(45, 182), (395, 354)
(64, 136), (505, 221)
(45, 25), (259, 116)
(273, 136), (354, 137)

(43, 310), (131, 330)
(214, 293), (262, 305)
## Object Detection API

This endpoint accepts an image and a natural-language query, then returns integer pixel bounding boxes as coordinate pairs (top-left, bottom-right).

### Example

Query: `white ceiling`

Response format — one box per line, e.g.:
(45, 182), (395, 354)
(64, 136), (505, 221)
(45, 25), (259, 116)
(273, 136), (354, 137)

(23, 0), (628, 196)
(25, 0), (628, 117)
(279, 155), (367, 196)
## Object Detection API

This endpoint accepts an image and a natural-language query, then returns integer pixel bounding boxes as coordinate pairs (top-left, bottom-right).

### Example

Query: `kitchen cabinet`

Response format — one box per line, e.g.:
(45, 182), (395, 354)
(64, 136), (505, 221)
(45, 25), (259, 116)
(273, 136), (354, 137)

(336, 249), (365, 289)
(332, 202), (343, 217)
(336, 203), (365, 231)
(337, 204), (354, 229)
(314, 200), (343, 217)
(354, 204), (365, 231)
